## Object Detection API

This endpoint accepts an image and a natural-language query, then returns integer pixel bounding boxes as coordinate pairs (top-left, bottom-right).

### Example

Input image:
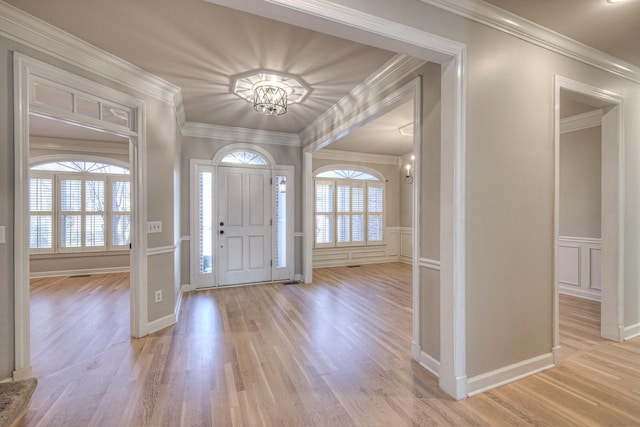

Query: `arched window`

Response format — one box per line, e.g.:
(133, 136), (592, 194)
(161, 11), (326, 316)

(313, 167), (384, 248)
(29, 160), (130, 254)
(220, 151), (268, 165)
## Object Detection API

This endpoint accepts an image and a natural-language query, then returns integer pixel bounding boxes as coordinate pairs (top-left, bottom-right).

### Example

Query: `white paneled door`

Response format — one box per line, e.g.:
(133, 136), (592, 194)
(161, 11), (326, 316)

(218, 166), (272, 286)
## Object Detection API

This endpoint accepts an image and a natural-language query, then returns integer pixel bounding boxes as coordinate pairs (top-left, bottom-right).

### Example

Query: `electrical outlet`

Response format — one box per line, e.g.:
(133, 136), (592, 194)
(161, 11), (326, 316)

(147, 221), (162, 233)
(155, 290), (162, 303)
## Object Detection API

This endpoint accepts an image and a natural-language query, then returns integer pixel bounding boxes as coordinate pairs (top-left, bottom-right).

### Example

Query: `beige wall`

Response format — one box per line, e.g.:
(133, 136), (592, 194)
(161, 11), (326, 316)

(560, 126), (602, 239)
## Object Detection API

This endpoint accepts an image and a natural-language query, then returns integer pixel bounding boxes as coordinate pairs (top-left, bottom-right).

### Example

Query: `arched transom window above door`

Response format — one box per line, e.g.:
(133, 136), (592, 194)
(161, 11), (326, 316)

(220, 151), (268, 166)
(313, 166), (385, 248)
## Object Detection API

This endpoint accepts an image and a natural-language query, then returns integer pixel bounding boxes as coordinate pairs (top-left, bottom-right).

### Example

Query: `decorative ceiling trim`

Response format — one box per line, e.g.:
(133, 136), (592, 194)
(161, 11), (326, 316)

(313, 149), (399, 166)
(244, 0), (465, 59)
(420, 0), (640, 84)
(181, 122), (300, 146)
(299, 54), (425, 147)
(0, 1), (185, 119)
(560, 109), (602, 134)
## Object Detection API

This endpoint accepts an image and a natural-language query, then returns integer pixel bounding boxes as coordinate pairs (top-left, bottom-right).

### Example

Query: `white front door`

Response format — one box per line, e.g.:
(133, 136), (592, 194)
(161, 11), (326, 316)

(217, 166), (272, 286)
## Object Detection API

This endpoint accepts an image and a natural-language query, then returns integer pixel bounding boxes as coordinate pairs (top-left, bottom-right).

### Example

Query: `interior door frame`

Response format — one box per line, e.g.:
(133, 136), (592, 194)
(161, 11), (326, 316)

(190, 144), (295, 289)
(553, 75), (625, 357)
(13, 53), (148, 380)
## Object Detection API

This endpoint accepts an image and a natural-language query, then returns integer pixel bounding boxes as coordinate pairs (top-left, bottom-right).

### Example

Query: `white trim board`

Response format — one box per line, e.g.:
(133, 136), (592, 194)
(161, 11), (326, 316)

(467, 353), (554, 396)
(421, 0), (640, 84)
(419, 351), (440, 378)
(29, 266), (130, 279)
(622, 323), (640, 341)
(182, 122), (300, 146)
(312, 149), (399, 166)
(560, 110), (602, 135)
(419, 258), (441, 271)
(148, 312), (177, 335)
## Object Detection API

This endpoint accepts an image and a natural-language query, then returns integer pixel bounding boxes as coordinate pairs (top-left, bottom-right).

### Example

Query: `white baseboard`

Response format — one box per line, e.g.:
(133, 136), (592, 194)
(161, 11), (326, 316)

(12, 366), (33, 381)
(419, 351), (440, 378)
(1, 377), (12, 383)
(149, 286), (186, 334)
(552, 346), (561, 364)
(399, 255), (413, 265)
(467, 353), (553, 396)
(175, 287), (184, 321)
(294, 274), (304, 282)
(559, 285), (601, 302)
(411, 341), (421, 360)
(622, 323), (640, 340)
(181, 284), (192, 292)
(148, 312), (177, 334)
(29, 266), (130, 278)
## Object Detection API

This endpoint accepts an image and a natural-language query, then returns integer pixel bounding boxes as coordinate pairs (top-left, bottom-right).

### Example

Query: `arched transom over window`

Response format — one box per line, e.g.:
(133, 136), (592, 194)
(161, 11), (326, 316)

(220, 151), (268, 166)
(29, 160), (131, 254)
(313, 167), (384, 248)
(32, 161), (130, 175)
(315, 169), (379, 180)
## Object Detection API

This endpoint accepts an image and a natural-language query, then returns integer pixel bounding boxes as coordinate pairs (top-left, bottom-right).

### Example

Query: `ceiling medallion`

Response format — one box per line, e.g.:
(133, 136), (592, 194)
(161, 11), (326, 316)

(230, 70), (311, 116)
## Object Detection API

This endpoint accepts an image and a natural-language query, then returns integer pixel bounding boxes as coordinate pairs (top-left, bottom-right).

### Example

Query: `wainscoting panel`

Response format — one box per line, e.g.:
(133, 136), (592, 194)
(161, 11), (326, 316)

(313, 227), (412, 268)
(558, 236), (601, 301)
(399, 227), (413, 264)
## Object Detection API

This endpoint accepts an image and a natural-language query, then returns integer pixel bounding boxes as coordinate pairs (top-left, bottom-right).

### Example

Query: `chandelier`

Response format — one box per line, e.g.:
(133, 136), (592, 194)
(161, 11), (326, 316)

(230, 70), (311, 117)
(253, 82), (287, 116)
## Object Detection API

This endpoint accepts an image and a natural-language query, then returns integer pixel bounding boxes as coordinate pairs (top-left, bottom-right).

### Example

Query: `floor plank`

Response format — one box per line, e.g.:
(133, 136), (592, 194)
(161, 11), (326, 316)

(19, 264), (640, 426)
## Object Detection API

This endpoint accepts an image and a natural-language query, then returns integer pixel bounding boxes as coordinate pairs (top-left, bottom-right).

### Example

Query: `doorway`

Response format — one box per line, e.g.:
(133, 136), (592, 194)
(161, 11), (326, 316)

(191, 144), (294, 289)
(554, 76), (624, 363)
(13, 53), (147, 380)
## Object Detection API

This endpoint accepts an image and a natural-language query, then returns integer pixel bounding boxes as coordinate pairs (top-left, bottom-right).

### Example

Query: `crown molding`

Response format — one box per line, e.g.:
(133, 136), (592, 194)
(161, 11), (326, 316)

(421, 0), (640, 84)
(560, 109), (602, 134)
(0, 1), (184, 109)
(181, 122), (300, 146)
(299, 54), (425, 147)
(313, 149), (399, 166)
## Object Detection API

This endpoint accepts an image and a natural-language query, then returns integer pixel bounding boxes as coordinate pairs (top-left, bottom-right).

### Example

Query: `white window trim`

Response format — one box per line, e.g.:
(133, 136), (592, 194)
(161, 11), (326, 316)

(313, 165), (386, 249)
(29, 159), (131, 255)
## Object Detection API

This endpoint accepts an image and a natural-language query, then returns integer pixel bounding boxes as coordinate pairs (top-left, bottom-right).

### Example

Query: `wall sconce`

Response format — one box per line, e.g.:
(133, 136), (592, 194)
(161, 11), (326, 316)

(278, 176), (287, 193)
(404, 155), (415, 184)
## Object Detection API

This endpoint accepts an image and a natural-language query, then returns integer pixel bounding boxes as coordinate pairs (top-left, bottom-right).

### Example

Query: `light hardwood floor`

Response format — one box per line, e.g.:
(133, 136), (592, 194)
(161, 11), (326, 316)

(21, 264), (640, 426)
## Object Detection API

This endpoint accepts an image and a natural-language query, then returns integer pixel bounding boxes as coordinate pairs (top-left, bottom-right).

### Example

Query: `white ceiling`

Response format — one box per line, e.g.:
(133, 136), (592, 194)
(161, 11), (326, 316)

(8, 0), (639, 154)
(327, 101), (415, 156)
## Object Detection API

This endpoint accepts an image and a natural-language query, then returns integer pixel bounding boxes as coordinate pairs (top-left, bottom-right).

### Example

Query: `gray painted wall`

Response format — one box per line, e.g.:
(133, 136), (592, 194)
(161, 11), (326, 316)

(559, 126), (602, 239)
(325, 0), (640, 377)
